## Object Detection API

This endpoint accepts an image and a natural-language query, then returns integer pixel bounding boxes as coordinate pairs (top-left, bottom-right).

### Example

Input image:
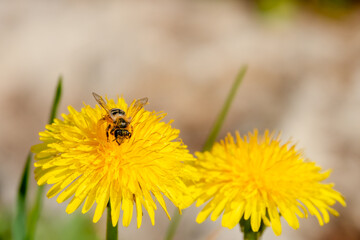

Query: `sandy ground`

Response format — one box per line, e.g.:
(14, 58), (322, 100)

(1, 1), (360, 239)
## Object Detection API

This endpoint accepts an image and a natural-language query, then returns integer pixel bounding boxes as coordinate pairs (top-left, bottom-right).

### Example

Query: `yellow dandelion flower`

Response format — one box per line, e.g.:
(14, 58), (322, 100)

(31, 94), (195, 227)
(194, 129), (346, 236)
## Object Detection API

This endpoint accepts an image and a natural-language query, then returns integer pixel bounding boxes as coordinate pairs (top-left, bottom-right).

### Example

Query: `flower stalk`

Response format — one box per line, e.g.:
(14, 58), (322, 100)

(107, 202), (118, 240)
(240, 217), (266, 240)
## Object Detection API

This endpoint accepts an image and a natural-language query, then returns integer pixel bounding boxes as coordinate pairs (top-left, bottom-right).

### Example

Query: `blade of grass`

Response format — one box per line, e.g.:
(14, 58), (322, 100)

(47, 76), (63, 124)
(164, 66), (247, 240)
(202, 66), (247, 151)
(26, 77), (63, 240)
(12, 153), (32, 240)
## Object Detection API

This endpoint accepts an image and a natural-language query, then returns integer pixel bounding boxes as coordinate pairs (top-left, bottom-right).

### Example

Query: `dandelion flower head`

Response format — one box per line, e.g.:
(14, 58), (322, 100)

(32, 94), (196, 227)
(194, 129), (346, 236)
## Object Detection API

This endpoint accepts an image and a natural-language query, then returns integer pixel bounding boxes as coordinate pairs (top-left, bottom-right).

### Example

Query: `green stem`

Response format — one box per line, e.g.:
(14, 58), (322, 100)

(164, 66), (248, 240)
(106, 203), (118, 240)
(239, 217), (266, 240)
(243, 229), (261, 240)
(164, 210), (181, 240)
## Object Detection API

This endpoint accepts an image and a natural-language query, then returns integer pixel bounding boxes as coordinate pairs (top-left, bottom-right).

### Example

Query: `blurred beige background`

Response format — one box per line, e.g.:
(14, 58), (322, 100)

(1, 0), (359, 239)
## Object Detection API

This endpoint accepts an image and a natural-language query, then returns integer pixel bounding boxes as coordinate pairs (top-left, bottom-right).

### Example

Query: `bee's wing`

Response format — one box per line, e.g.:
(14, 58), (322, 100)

(130, 97), (148, 119)
(92, 92), (111, 114)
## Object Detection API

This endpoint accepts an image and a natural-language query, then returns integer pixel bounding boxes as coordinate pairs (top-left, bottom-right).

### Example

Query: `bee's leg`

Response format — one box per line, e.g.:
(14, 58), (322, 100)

(115, 138), (123, 145)
(106, 124), (111, 142)
(110, 126), (115, 135)
(129, 125), (134, 138)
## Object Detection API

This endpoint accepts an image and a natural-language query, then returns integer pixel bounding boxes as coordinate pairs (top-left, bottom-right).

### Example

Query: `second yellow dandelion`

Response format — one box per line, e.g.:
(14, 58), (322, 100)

(193, 129), (346, 236)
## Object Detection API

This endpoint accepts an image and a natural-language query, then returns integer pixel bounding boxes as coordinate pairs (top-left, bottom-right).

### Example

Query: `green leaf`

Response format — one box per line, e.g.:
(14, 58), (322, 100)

(164, 66), (247, 240)
(12, 153), (31, 240)
(26, 77), (63, 240)
(202, 66), (247, 151)
(48, 76), (63, 124)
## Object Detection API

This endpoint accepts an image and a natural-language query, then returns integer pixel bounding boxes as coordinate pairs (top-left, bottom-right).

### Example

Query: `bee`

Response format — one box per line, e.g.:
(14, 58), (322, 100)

(92, 92), (148, 145)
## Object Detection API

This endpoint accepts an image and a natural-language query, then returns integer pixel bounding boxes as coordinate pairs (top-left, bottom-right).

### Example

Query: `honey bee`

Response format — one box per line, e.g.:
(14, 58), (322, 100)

(92, 92), (148, 145)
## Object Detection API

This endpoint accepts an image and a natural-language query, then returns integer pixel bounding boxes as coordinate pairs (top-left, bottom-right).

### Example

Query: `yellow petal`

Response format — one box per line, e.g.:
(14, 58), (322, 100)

(122, 197), (133, 227)
(135, 196), (143, 228)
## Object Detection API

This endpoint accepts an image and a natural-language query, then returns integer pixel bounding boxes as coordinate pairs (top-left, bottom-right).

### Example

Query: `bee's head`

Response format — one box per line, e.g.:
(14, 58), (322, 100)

(114, 129), (121, 138)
